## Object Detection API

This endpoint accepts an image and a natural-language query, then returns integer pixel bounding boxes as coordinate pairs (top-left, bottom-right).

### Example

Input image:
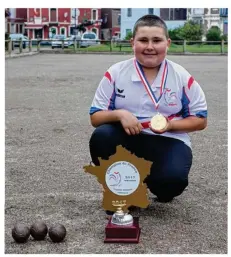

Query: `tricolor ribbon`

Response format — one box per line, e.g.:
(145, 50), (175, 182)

(134, 59), (168, 109)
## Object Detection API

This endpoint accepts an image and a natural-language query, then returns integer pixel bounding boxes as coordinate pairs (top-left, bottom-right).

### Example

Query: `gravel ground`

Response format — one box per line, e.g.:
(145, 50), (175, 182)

(5, 54), (227, 254)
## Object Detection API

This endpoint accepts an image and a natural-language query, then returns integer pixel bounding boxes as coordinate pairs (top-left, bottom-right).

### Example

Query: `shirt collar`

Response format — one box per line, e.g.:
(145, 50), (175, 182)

(131, 58), (167, 82)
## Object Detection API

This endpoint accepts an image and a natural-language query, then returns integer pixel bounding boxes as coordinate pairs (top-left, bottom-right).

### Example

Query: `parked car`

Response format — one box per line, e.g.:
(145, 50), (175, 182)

(51, 35), (70, 49)
(79, 32), (99, 47)
(9, 34), (29, 49)
(66, 35), (81, 46)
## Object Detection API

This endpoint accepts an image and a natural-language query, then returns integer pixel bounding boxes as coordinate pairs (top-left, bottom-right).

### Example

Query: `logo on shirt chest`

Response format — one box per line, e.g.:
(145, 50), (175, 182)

(163, 88), (178, 106)
(116, 88), (125, 98)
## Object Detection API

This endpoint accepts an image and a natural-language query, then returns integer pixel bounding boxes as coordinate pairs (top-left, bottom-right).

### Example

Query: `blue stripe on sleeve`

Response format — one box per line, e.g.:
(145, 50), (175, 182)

(196, 110), (207, 118)
(89, 107), (102, 115)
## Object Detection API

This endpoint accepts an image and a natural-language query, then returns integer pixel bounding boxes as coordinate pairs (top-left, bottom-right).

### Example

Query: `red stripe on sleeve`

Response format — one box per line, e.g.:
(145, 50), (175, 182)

(104, 71), (112, 83)
(188, 76), (195, 89)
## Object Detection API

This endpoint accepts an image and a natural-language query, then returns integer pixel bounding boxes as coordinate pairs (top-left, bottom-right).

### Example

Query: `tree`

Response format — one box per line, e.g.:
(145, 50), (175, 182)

(168, 27), (184, 42)
(125, 31), (133, 40)
(206, 26), (222, 41)
(180, 20), (203, 41)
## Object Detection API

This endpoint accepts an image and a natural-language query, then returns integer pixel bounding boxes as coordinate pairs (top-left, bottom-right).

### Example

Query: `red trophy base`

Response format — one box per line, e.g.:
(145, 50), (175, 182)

(104, 217), (140, 243)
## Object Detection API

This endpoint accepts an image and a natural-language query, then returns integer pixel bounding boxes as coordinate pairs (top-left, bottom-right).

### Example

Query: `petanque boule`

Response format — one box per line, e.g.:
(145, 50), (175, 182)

(48, 224), (66, 243)
(30, 220), (48, 240)
(12, 223), (30, 243)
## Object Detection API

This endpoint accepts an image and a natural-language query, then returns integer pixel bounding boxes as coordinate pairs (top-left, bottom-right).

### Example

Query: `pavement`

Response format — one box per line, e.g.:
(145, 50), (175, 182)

(5, 54), (227, 254)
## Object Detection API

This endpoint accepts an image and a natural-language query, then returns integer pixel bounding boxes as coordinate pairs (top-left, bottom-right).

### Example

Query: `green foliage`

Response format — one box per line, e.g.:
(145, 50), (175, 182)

(206, 26), (222, 41)
(168, 21), (203, 42)
(221, 34), (228, 41)
(168, 27), (184, 45)
(168, 27), (184, 41)
(125, 31), (133, 40)
(180, 20), (203, 41)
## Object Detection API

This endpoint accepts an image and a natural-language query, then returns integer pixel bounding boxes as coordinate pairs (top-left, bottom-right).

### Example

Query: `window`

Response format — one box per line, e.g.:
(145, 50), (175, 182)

(148, 8), (154, 15)
(160, 8), (186, 20)
(127, 8), (132, 17)
(92, 9), (97, 20)
(60, 27), (66, 35)
(19, 24), (23, 33)
(160, 8), (170, 20)
(50, 8), (57, 22)
(50, 27), (57, 36)
(83, 33), (96, 39)
(118, 14), (121, 25)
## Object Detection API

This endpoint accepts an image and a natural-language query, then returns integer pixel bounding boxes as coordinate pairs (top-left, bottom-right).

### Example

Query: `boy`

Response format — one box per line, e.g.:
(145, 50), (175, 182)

(89, 15), (207, 215)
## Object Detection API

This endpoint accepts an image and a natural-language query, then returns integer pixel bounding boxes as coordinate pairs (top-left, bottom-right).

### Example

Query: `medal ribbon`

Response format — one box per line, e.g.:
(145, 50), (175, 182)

(134, 59), (168, 109)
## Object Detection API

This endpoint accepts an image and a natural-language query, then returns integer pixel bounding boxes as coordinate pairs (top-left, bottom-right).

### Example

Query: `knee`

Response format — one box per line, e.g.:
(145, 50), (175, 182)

(146, 176), (188, 199)
(90, 124), (116, 146)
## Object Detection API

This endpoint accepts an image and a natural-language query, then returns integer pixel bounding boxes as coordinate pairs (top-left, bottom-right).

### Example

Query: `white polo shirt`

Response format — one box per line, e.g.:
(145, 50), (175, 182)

(90, 57), (207, 148)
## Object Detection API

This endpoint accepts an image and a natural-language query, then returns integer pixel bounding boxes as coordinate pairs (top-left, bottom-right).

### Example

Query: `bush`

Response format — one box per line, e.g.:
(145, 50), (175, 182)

(221, 34), (228, 41)
(206, 26), (221, 42)
(181, 20), (203, 41)
(168, 27), (183, 40)
(168, 27), (184, 45)
(124, 31), (133, 40)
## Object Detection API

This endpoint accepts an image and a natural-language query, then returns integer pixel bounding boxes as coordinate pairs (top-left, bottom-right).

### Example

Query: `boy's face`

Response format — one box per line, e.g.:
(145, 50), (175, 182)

(131, 26), (171, 68)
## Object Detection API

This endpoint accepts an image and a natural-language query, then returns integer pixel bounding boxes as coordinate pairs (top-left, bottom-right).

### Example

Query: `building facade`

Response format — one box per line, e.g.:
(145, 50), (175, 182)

(24, 8), (101, 39)
(187, 8), (228, 39)
(5, 8), (27, 34)
(101, 8), (121, 40)
(120, 8), (187, 39)
(160, 8), (187, 29)
(74, 8), (102, 37)
(220, 8), (228, 35)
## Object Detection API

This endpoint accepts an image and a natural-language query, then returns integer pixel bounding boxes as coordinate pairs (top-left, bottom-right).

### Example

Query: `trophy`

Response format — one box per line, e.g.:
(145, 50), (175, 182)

(84, 145), (152, 243)
(150, 113), (167, 130)
(104, 200), (140, 243)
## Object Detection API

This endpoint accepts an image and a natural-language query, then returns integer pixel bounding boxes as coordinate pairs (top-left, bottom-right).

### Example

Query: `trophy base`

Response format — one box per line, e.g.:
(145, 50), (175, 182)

(104, 217), (140, 243)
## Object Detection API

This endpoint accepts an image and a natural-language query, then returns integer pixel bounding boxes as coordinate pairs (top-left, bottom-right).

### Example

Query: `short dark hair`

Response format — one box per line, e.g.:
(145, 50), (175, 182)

(133, 14), (169, 38)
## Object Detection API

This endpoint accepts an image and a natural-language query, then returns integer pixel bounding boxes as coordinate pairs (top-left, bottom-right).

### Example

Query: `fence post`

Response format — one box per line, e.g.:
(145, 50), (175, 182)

(221, 40), (224, 53)
(74, 39), (77, 52)
(29, 39), (32, 52)
(183, 40), (186, 53)
(110, 40), (112, 52)
(19, 38), (23, 53)
(37, 40), (40, 52)
(8, 40), (12, 55)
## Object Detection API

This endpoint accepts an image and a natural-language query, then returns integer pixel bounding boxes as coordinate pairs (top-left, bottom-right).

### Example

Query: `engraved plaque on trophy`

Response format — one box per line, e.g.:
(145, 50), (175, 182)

(84, 145), (152, 243)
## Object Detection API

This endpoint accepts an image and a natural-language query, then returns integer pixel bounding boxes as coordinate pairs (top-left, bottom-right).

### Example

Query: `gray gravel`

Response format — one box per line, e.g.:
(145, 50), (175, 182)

(5, 54), (227, 254)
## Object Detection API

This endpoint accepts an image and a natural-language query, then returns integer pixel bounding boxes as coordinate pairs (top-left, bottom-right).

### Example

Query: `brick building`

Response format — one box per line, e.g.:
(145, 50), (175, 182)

(24, 8), (102, 39)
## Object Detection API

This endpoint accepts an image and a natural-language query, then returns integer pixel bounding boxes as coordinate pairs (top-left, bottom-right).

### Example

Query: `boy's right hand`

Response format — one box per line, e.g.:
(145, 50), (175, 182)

(117, 110), (143, 135)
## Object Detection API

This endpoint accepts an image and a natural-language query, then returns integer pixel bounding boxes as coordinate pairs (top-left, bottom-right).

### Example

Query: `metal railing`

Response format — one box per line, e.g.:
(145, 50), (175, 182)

(5, 39), (228, 55)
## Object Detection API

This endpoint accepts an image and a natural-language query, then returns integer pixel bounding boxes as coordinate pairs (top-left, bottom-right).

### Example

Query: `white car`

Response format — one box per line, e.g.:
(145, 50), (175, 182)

(51, 35), (69, 49)
(80, 32), (99, 47)
(9, 34), (29, 49)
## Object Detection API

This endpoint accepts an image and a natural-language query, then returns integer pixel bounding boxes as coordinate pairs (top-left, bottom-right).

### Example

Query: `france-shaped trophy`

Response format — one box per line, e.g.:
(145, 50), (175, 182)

(84, 145), (152, 243)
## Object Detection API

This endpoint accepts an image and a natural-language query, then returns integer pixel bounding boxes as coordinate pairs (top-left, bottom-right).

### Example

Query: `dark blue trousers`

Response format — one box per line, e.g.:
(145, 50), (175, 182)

(89, 123), (192, 201)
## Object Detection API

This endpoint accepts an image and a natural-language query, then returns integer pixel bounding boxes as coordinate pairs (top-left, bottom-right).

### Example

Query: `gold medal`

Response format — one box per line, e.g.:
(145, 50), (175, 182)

(150, 113), (167, 130)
